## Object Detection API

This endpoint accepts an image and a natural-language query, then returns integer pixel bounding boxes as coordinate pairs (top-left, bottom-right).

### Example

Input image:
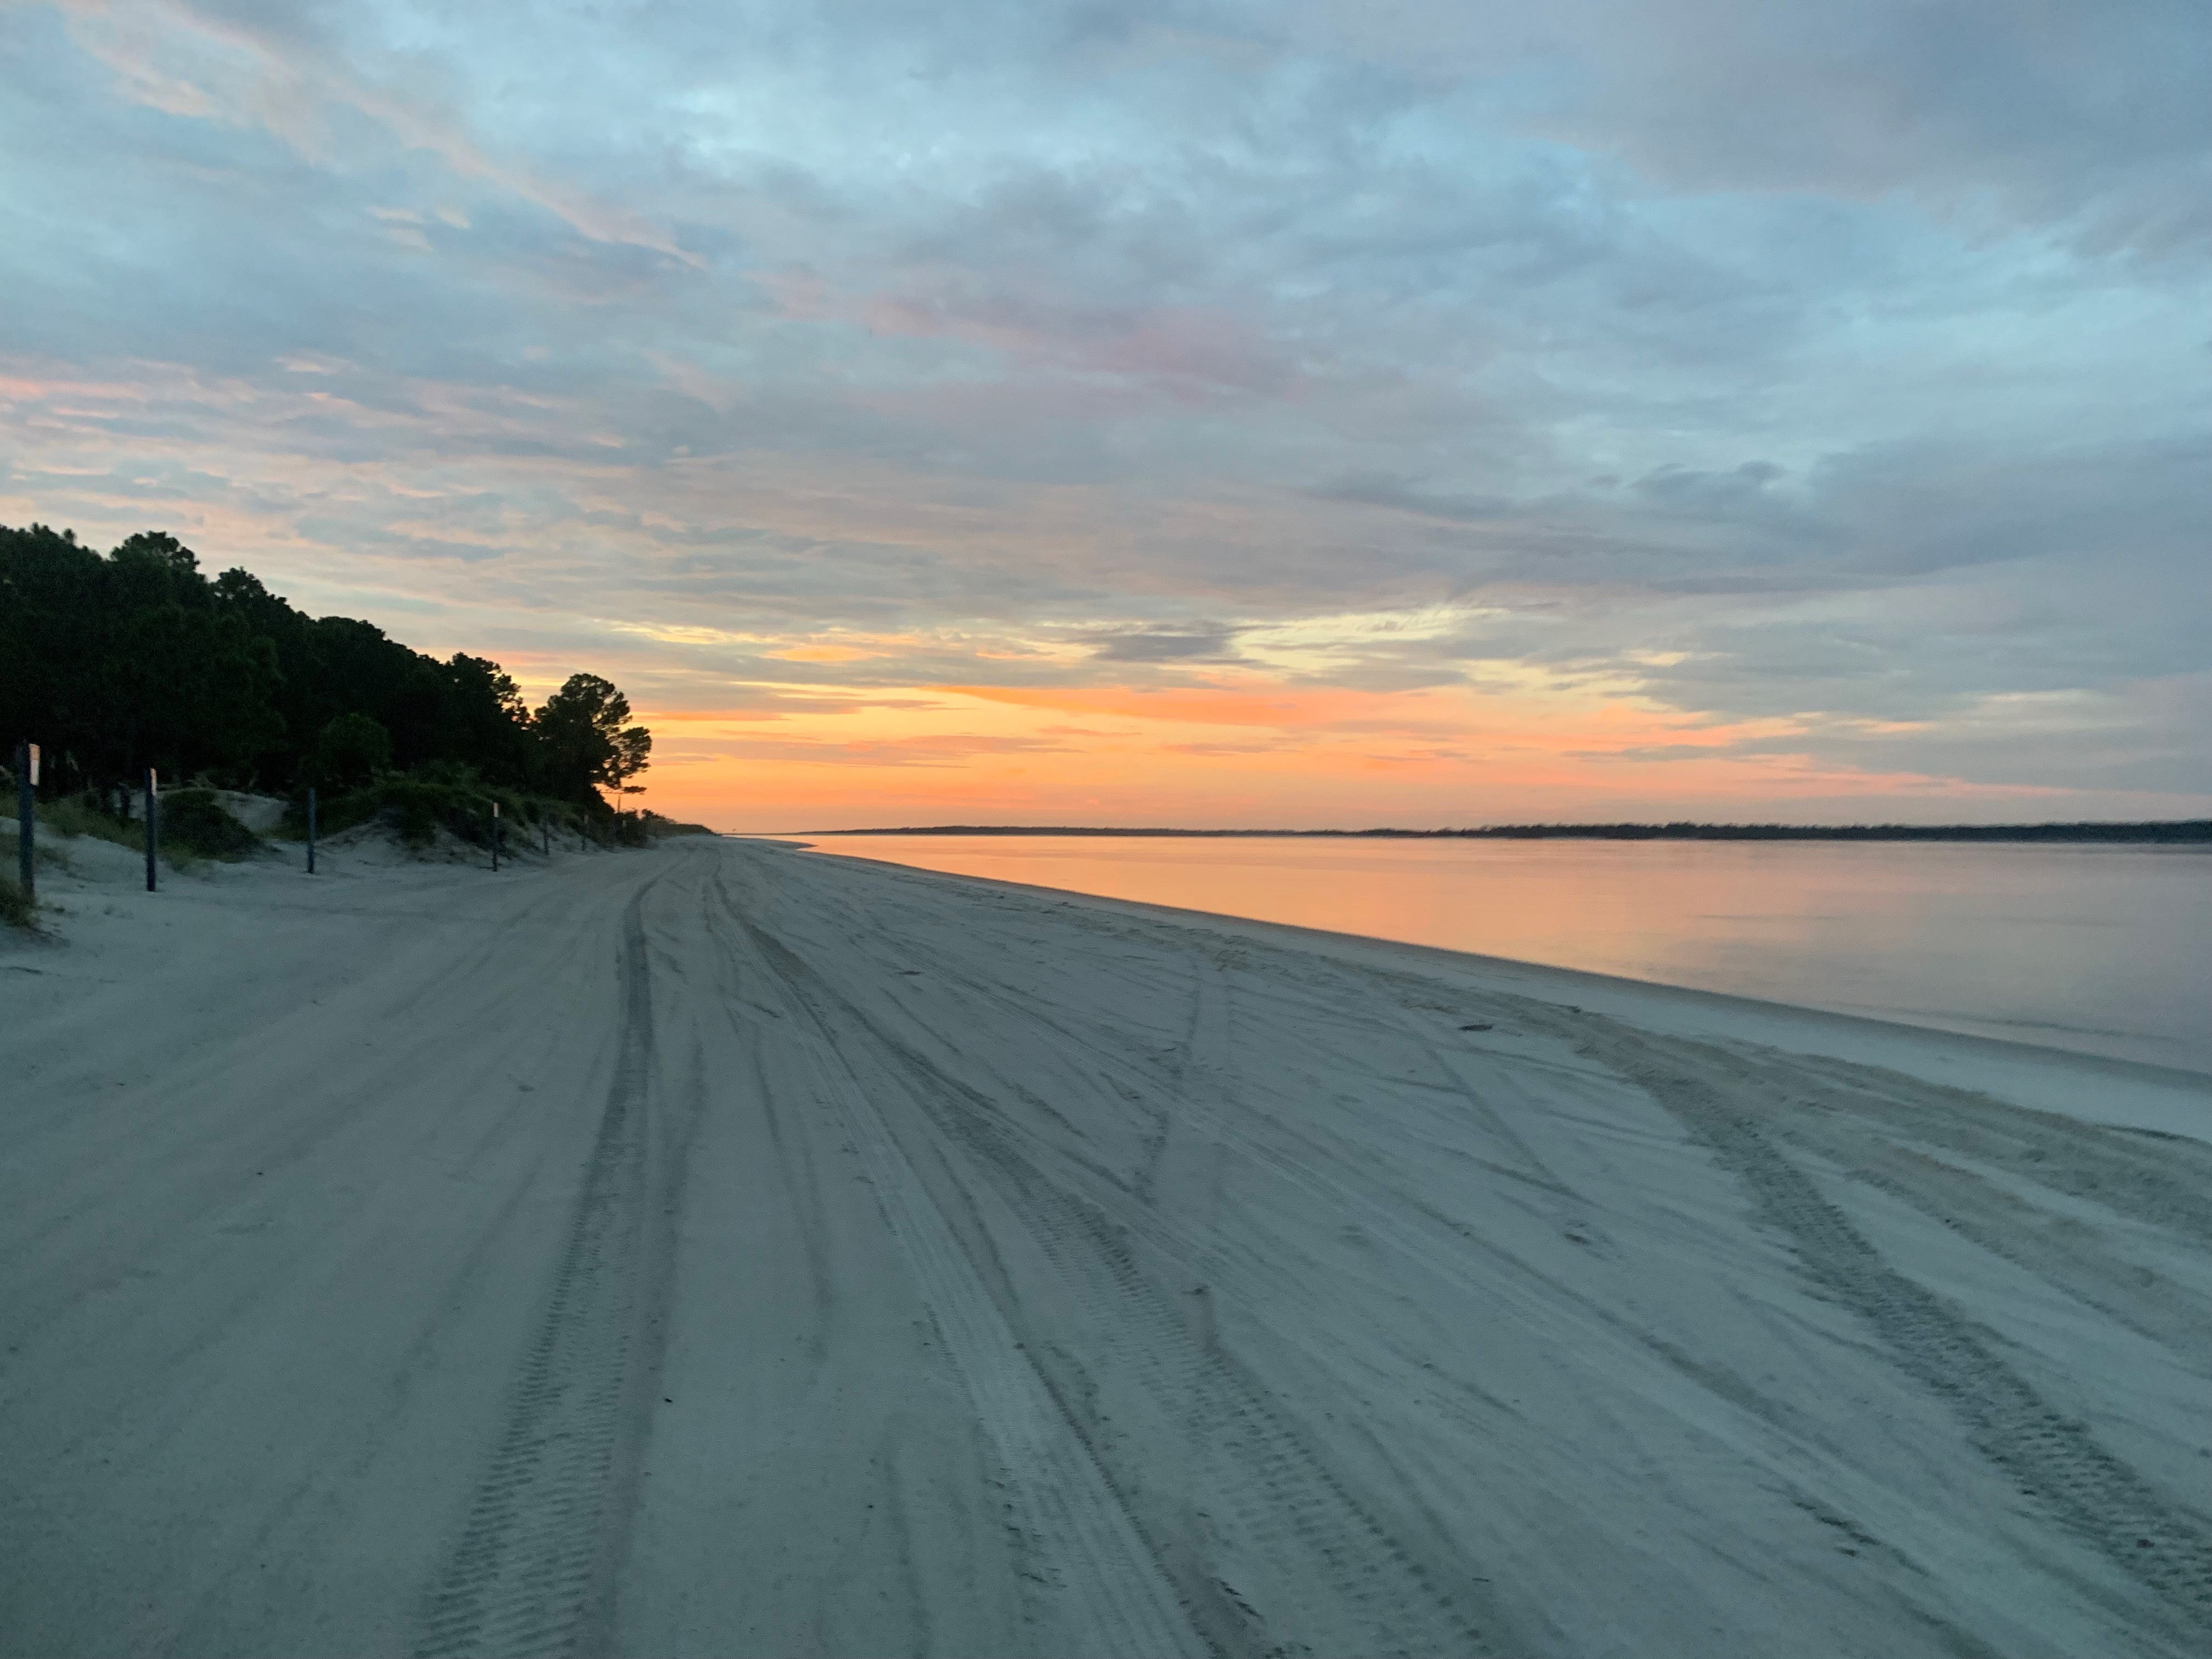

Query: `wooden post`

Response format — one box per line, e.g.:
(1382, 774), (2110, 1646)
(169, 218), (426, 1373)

(307, 786), (318, 874)
(14, 742), (35, 903)
(144, 767), (159, 892)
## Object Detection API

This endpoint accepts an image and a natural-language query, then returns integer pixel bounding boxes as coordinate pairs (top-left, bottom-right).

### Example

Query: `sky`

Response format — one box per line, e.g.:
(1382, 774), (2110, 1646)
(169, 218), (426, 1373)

(3, 0), (2207, 830)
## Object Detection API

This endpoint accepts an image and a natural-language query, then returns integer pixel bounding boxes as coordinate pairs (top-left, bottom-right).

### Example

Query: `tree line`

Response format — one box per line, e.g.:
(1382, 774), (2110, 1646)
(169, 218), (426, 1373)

(1, 522), (651, 815)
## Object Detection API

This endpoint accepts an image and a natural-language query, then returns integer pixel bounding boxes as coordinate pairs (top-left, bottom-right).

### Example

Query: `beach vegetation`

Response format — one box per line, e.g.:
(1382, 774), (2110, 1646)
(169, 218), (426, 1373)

(1, 522), (656, 842)
(19, 789), (252, 866)
(0, 871), (30, 930)
(35, 794), (143, 852)
(300, 713), (393, 792)
(284, 764), (592, 852)
(157, 789), (259, 859)
(532, 673), (652, 804)
(0, 822), (74, 876)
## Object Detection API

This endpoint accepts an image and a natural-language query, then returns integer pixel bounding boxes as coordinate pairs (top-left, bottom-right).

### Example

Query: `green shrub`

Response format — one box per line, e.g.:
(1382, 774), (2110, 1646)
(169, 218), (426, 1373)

(383, 777), (469, 848)
(33, 788), (256, 865)
(282, 768), (588, 854)
(157, 788), (259, 858)
(278, 786), (379, 841)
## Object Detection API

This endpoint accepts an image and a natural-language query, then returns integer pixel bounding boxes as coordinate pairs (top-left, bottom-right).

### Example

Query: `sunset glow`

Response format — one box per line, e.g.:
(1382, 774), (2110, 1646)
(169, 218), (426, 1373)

(4, 1), (2205, 829)
(628, 673), (2078, 832)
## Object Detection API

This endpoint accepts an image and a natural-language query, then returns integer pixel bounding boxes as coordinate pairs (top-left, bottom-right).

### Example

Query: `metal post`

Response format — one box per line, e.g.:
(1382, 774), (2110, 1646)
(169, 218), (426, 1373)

(144, 766), (159, 892)
(307, 786), (318, 874)
(15, 742), (35, 903)
(490, 800), (500, 872)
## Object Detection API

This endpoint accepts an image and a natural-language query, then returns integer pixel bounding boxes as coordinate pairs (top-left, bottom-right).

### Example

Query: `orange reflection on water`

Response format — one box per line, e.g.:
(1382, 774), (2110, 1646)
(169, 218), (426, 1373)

(807, 835), (2212, 1073)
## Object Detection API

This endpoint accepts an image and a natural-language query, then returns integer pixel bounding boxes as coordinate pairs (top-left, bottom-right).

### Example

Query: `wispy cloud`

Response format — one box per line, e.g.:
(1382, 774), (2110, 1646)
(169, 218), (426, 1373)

(56, 0), (700, 264)
(3, 0), (2206, 825)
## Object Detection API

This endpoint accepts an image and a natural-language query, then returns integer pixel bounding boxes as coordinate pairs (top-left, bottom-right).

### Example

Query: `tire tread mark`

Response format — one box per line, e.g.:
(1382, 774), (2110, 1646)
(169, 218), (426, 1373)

(1573, 1015), (2212, 1632)
(729, 906), (1209, 1659)
(746, 906), (1489, 1659)
(413, 888), (661, 1659)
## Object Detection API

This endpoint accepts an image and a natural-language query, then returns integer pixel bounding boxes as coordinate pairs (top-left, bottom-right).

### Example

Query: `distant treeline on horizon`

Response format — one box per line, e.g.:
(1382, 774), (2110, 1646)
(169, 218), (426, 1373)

(820, 821), (2212, 843)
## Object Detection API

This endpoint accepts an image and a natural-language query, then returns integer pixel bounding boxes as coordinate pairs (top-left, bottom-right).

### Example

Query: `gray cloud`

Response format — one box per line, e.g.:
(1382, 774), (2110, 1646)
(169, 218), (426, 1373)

(1, 0), (2206, 808)
(1309, 473), (1515, 524)
(1088, 624), (1244, 663)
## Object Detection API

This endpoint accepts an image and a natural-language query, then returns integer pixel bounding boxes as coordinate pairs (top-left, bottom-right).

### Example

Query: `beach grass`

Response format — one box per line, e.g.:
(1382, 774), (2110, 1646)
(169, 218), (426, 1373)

(0, 872), (31, 930)
(279, 768), (592, 851)
(37, 795), (143, 852)
(27, 792), (246, 868)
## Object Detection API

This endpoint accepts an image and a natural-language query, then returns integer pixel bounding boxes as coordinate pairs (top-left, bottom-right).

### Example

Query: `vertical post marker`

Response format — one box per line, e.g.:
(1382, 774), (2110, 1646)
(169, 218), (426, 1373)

(144, 767), (159, 892)
(490, 799), (500, 872)
(307, 786), (318, 874)
(15, 742), (35, 904)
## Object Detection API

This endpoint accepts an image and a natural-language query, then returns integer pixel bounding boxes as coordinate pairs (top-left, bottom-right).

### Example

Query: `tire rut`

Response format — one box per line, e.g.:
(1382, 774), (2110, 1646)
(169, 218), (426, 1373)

(414, 885), (667, 1659)
(743, 901), (1494, 1658)
(726, 901), (1209, 1659)
(1571, 1014), (2212, 1634)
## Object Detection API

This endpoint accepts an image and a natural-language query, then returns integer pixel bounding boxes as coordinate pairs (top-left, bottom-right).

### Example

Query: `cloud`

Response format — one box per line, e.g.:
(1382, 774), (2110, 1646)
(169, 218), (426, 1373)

(1087, 623), (1244, 663)
(1292, 1), (2212, 256)
(55, 0), (700, 266)
(1309, 473), (1514, 524)
(2, 0), (2206, 822)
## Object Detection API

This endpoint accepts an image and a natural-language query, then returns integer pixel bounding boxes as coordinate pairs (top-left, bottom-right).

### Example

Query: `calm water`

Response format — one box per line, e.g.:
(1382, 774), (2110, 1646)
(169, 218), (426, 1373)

(808, 836), (2212, 1074)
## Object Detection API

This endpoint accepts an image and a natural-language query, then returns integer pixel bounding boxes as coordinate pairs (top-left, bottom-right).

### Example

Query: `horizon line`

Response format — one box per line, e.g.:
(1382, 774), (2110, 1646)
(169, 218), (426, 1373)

(778, 819), (2212, 841)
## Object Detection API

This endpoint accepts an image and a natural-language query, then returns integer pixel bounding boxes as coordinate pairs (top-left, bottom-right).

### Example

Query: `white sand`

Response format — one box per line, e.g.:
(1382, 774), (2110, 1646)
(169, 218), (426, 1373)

(2, 833), (2205, 1657)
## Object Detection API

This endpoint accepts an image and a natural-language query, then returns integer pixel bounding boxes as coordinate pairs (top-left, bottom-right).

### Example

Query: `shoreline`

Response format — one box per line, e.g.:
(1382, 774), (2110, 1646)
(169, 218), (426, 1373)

(812, 841), (2212, 1133)
(788, 834), (2212, 1094)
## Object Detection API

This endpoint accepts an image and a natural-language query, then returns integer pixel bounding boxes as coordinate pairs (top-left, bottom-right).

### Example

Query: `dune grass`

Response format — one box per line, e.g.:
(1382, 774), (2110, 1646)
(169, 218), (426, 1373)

(37, 796), (143, 852)
(642, 812), (716, 838)
(28, 791), (255, 868)
(281, 767), (590, 853)
(0, 831), (74, 877)
(157, 790), (258, 859)
(18, 771), (654, 882)
(0, 872), (30, 930)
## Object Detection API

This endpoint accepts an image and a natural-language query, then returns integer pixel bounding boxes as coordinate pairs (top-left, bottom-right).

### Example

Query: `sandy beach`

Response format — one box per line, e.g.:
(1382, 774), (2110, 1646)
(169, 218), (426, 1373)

(2, 832), (2207, 1658)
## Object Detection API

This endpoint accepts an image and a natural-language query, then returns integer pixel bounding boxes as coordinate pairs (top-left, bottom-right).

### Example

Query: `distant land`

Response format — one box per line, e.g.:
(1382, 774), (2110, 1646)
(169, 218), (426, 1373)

(806, 821), (2212, 843)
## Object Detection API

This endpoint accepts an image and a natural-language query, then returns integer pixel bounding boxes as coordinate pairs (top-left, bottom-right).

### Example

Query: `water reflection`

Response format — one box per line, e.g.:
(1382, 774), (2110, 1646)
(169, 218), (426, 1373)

(809, 836), (2212, 1074)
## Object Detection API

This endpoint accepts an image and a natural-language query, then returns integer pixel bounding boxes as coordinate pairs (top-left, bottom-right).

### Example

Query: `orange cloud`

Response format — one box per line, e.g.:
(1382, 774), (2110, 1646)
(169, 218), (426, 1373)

(624, 673), (2082, 832)
(936, 682), (1373, 730)
(771, 644), (882, 663)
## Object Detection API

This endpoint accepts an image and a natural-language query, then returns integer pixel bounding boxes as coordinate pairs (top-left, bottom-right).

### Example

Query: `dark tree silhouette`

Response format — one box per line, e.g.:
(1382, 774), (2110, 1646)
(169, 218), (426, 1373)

(2, 522), (652, 816)
(301, 713), (394, 792)
(532, 673), (653, 806)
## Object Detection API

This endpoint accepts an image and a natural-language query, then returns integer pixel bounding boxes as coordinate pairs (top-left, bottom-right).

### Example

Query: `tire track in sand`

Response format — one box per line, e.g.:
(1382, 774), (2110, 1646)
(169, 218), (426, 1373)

(414, 884), (666, 1659)
(1572, 1015), (2212, 1635)
(740, 891), (1492, 1659)
(727, 900), (1209, 1659)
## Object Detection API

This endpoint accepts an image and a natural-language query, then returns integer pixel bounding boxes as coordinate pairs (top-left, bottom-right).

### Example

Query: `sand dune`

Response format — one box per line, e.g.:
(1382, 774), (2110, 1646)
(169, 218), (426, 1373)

(2, 834), (2205, 1657)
